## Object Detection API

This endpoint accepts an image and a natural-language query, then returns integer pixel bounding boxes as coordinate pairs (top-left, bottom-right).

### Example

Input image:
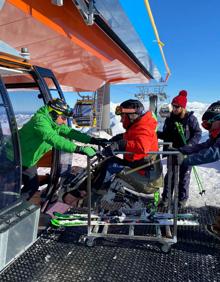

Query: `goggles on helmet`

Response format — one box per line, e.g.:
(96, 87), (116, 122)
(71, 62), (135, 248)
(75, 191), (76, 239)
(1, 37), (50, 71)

(115, 106), (137, 116)
(48, 103), (73, 118)
(202, 113), (220, 130)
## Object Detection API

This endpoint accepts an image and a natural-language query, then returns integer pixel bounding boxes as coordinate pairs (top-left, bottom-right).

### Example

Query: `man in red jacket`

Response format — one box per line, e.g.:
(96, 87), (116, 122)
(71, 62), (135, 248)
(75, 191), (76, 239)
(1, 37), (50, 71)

(64, 99), (162, 206)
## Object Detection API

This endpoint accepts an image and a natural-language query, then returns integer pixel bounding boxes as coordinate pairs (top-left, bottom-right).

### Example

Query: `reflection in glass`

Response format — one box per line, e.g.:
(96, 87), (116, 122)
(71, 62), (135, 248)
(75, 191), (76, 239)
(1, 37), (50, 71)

(0, 106), (20, 210)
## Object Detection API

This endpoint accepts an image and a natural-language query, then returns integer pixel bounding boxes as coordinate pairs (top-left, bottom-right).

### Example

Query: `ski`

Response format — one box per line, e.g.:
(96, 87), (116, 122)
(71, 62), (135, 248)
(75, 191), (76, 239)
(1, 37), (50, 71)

(51, 218), (106, 227)
(150, 212), (198, 220)
(53, 211), (198, 221)
(53, 212), (99, 220)
(51, 217), (199, 228)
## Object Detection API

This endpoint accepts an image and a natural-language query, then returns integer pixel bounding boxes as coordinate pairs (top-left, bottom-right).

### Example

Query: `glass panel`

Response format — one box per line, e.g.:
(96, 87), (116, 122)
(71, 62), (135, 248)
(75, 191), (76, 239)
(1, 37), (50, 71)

(0, 105), (20, 210)
(8, 90), (44, 128)
(3, 73), (50, 186)
(2, 72), (45, 127)
(43, 77), (60, 99)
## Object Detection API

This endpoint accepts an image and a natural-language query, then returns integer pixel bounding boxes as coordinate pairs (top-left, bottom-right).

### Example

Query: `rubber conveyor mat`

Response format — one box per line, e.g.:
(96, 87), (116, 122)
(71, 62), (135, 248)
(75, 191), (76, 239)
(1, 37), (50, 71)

(0, 206), (219, 282)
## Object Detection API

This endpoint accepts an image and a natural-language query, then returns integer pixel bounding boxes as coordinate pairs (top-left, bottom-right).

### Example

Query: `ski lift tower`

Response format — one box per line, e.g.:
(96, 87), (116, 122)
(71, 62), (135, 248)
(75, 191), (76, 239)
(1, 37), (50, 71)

(135, 84), (167, 115)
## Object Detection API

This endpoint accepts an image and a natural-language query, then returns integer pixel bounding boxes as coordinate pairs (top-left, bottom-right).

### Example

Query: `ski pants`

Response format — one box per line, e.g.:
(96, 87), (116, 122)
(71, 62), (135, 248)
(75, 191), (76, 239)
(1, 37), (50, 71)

(162, 163), (192, 201)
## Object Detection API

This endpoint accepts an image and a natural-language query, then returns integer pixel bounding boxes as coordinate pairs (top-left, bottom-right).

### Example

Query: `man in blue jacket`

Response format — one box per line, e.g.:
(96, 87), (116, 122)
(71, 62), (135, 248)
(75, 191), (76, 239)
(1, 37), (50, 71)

(180, 100), (220, 165)
(180, 100), (220, 236)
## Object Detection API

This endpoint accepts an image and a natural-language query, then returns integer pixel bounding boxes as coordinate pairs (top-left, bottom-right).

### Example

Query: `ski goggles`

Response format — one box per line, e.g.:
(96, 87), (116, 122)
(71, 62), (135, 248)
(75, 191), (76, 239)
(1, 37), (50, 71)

(201, 114), (220, 130)
(115, 106), (137, 115)
(48, 106), (73, 118)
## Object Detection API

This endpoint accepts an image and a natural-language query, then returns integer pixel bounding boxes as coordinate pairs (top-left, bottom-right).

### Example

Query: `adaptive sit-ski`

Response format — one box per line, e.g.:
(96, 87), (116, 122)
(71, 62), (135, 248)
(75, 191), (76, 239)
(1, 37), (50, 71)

(51, 147), (199, 253)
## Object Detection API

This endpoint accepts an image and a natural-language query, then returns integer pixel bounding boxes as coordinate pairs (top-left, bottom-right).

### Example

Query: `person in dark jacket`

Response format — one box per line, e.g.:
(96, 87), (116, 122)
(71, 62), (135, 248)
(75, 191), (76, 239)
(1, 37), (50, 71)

(180, 101), (220, 165)
(64, 99), (163, 207)
(179, 101), (220, 236)
(157, 90), (202, 208)
(19, 98), (106, 200)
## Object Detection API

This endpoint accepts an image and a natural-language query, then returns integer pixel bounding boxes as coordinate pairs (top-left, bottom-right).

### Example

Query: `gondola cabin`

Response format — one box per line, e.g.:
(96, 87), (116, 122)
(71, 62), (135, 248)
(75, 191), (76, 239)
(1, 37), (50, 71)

(72, 97), (96, 128)
(159, 103), (171, 118)
(0, 51), (73, 271)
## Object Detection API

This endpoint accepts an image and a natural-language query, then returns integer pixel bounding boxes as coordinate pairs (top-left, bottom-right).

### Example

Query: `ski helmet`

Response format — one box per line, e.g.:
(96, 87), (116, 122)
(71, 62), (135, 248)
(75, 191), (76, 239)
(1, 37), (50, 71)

(201, 101), (220, 130)
(115, 99), (144, 116)
(48, 98), (73, 120)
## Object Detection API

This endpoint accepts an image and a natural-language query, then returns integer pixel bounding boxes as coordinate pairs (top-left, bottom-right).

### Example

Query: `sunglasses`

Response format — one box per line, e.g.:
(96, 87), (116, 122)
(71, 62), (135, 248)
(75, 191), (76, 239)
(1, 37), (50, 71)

(172, 104), (181, 109)
(115, 106), (137, 115)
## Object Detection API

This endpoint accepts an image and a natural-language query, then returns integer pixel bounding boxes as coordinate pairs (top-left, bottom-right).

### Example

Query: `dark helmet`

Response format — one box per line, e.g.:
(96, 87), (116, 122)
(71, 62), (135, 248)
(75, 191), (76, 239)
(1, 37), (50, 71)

(48, 98), (73, 119)
(115, 99), (145, 116)
(202, 101), (220, 122)
(201, 101), (220, 130)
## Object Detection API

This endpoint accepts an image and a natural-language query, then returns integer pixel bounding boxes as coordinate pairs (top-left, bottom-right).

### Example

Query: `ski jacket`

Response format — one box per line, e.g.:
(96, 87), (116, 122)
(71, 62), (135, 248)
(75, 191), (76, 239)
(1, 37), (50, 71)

(157, 111), (202, 149)
(123, 111), (158, 162)
(19, 105), (91, 168)
(181, 134), (220, 166)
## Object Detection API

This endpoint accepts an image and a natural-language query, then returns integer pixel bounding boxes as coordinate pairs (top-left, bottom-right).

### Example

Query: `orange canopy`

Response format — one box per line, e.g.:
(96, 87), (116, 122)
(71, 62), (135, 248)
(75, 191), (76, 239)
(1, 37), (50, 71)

(0, 0), (154, 91)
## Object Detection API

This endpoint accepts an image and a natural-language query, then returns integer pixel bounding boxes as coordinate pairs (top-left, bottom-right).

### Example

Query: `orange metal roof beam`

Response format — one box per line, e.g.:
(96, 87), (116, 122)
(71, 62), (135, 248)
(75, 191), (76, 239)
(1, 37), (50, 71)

(8, 0), (150, 79)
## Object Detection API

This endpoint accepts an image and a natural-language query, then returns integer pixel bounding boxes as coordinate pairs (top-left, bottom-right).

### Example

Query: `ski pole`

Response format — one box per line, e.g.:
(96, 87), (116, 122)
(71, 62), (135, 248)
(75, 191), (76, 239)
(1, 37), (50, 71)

(175, 122), (206, 196)
(192, 166), (205, 195)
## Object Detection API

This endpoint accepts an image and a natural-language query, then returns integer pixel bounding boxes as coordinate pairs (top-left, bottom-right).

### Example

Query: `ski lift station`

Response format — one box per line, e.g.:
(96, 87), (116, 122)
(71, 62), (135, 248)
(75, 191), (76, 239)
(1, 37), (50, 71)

(0, 1), (219, 281)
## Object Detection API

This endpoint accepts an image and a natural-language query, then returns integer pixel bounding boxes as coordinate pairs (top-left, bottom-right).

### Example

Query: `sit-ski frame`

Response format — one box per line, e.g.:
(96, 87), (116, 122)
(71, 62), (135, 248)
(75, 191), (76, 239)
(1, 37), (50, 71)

(81, 145), (185, 253)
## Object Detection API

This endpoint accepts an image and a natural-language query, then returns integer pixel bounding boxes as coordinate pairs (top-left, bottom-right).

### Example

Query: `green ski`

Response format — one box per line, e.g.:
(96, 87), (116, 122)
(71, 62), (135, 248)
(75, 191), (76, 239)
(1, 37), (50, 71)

(51, 216), (199, 228)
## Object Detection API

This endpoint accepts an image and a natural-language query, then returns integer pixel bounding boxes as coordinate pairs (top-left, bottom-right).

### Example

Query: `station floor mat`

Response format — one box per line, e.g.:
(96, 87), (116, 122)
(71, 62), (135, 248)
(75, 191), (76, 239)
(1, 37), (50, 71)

(0, 206), (219, 282)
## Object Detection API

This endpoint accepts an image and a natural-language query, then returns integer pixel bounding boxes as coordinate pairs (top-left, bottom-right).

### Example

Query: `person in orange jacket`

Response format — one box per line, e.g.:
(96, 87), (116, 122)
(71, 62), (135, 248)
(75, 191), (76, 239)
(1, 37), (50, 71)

(63, 99), (162, 206)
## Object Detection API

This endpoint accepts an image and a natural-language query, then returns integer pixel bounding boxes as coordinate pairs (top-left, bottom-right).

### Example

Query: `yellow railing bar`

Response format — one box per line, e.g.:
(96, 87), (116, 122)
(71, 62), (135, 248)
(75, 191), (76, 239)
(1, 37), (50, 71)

(144, 0), (171, 81)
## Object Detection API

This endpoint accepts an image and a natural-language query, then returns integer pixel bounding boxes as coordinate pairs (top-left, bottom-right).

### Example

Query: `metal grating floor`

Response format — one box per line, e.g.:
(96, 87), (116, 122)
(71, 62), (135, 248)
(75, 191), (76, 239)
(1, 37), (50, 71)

(0, 206), (219, 282)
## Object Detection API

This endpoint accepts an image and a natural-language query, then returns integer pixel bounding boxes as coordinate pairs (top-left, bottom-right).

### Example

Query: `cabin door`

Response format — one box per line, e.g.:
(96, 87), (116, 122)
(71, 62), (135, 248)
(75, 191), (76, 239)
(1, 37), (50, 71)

(33, 66), (73, 210)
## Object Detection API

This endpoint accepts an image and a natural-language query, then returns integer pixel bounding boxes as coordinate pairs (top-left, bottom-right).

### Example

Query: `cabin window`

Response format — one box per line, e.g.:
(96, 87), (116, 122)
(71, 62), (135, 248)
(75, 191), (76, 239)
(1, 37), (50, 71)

(43, 77), (60, 99)
(0, 104), (20, 210)
(3, 73), (44, 127)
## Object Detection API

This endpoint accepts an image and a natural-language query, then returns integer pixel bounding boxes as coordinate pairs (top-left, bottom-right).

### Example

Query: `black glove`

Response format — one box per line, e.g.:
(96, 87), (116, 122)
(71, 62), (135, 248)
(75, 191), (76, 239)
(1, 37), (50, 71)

(179, 144), (194, 155)
(102, 140), (127, 157)
(102, 145), (115, 157)
(109, 133), (123, 142)
(90, 137), (109, 147)
(111, 139), (127, 151)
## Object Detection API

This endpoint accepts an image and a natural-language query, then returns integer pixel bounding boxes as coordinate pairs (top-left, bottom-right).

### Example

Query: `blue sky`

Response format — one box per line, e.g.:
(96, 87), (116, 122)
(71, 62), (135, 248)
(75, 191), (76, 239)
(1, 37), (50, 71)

(111, 0), (220, 104)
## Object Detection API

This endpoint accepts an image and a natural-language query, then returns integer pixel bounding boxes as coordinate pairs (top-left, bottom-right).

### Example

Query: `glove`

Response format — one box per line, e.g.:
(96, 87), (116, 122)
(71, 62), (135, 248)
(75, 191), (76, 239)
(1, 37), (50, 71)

(109, 133), (123, 142)
(102, 145), (115, 157)
(102, 140), (127, 157)
(90, 137), (109, 147)
(75, 146), (96, 158)
(179, 144), (194, 155)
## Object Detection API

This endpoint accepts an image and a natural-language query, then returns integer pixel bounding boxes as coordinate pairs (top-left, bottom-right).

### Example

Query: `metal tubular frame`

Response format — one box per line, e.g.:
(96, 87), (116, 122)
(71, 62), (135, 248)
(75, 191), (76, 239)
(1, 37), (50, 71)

(81, 146), (184, 252)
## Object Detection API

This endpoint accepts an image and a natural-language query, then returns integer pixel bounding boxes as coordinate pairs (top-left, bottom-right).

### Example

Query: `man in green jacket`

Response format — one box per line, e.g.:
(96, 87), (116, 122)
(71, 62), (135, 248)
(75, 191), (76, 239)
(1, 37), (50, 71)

(20, 98), (106, 200)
